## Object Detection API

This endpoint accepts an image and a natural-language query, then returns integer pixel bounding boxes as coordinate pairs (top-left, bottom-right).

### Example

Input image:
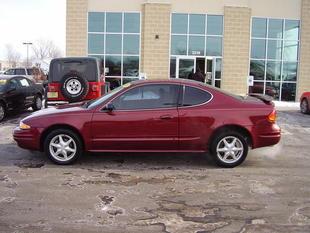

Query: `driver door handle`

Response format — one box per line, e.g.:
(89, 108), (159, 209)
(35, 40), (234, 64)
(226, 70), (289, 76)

(160, 114), (173, 120)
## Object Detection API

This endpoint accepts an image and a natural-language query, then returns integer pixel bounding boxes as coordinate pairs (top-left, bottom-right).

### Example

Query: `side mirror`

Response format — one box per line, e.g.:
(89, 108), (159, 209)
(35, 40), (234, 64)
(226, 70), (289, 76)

(103, 103), (115, 112)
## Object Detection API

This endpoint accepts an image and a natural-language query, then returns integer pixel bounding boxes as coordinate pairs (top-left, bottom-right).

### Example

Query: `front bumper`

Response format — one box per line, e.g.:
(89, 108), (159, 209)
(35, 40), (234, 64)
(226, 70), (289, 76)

(13, 127), (41, 151)
(253, 123), (281, 148)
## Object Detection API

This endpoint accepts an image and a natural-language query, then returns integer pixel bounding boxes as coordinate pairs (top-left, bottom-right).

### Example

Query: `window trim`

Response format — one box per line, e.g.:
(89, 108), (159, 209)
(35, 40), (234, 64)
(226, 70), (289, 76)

(179, 85), (213, 109)
(101, 83), (182, 112)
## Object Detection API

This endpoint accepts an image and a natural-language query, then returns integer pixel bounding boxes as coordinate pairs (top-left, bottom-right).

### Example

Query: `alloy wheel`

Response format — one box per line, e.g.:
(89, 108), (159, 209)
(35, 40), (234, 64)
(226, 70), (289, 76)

(49, 134), (77, 162)
(0, 105), (4, 121)
(301, 99), (308, 114)
(66, 78), (82, 95)
(216, 136), (244, 164)
(36, 97), (42, 109)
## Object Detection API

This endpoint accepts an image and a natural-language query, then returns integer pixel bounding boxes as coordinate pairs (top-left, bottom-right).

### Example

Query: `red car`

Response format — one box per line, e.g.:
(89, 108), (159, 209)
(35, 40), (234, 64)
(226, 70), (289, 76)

(13, 79), (281, 168)
(300, 92), (310, 114)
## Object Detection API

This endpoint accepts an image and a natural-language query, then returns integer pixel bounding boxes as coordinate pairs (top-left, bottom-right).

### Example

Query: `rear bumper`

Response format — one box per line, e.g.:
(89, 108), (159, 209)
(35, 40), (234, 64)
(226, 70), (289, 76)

(253, 123), (281, 148)
(13, 127), (41, 151)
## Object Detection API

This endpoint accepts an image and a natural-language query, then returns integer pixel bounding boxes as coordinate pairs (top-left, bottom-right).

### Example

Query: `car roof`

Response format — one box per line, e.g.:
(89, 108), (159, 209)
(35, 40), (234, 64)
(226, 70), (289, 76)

(0, 75), (29, 80)
(130, 78), (212, 88)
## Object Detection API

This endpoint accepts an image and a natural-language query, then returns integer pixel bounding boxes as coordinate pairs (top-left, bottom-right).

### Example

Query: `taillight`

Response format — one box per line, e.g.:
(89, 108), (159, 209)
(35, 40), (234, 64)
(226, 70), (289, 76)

(267, 109), (277, 123)
(92, 84), (99, 92)
(48, 85), (57, 92)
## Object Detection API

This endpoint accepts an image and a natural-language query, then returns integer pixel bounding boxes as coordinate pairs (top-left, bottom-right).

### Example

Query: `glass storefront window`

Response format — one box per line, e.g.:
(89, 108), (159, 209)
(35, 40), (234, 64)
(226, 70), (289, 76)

(250, 60), (265, 80)
(206, 37), (222, 56)
(249, 17), (300, 101)
(215, 58), (222, 80)
(88, 12), (105, 32)
(171, 35), (187, 55)
(207, 15), (223, 35)
(171, 13), (188, 34)
(268, 19), (283, 39)
(123, 35), (140, 55)
(266, 61), (281, 81)
(105, 34), (122, 54)
(124, 13), (140, 33)
(88, 34), (104, 54)
(105, 56), (121, 76)
(249, 82), (264, 94)
(282, 62), (297, 81)
(285, 20), (300, 40)
(267, 40), (282, 60)
(123, 56), (139, 77)
(189, 14), (205, 34)
(188, 36), (205, 56)
(251, 39), (266, 59)
(252, 18), (267, 38)
(283, 40), (299, 61)
(106, 12), (122, 32)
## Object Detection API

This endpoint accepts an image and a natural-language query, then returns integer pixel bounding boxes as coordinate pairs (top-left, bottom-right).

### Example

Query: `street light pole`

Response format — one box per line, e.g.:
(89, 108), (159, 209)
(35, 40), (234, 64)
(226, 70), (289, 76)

(22, 42), (33, 67)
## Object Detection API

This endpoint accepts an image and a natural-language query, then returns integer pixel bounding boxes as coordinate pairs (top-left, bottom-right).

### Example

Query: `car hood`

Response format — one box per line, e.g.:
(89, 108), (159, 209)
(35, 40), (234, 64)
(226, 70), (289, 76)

(23, 102), (87, 121)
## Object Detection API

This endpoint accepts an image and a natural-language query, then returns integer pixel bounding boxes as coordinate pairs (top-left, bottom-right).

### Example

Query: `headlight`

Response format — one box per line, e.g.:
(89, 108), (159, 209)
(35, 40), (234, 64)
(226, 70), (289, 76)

(19, 122), (31, 130)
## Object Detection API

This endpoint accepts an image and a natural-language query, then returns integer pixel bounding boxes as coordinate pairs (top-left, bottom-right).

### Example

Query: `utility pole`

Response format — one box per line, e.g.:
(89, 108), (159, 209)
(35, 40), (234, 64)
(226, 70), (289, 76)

(23, 42), (33, 67)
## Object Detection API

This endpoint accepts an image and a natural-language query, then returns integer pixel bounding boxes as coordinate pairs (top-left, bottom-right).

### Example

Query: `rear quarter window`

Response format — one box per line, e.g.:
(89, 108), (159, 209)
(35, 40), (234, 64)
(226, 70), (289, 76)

(182, 86), (212, 107)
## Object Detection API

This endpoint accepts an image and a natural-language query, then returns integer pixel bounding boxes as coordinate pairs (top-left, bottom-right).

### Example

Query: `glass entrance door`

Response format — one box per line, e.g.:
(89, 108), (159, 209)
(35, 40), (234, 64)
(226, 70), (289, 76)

(205, 57), (216, 86)
(176, 57), (195, 79)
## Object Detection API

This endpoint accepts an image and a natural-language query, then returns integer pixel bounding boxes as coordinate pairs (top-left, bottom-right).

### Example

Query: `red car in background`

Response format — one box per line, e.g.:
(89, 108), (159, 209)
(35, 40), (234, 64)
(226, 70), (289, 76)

(13, 79), (281, 168)
(300, 92), (310, 114)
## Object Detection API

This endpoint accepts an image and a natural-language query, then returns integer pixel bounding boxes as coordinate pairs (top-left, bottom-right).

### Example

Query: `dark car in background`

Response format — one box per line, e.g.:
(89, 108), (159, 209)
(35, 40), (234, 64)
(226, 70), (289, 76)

(0, 76), (44, 122)
(46, 57), (105, 106)
(14, 79), (281, 168)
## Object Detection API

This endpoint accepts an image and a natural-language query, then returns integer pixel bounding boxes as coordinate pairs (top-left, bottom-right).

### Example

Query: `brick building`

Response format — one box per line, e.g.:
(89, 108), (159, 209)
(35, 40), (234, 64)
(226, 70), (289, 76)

(66, 0), (310, 101)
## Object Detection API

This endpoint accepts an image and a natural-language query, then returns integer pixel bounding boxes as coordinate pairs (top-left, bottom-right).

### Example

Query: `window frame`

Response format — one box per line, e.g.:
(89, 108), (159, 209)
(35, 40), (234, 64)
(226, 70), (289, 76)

(179, 85), (213, 108)
(104, 83), (182, 112)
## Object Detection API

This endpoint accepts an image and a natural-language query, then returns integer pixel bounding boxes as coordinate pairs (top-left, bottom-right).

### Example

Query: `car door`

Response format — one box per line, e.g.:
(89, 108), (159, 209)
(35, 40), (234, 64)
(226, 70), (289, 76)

(91, 83), (181, 151)
(5, 78), (25, 110)
(18, 77), (35, 107)
(178, 85), (214, 151)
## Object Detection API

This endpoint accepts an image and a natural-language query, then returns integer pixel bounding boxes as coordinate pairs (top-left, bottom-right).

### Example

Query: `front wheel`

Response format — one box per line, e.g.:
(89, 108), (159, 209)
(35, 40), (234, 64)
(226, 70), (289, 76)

(44, 129), (83, 165)
(210, 131), (248, 168)
(32, 95), (42, 111)
(0, 102), (6, 122)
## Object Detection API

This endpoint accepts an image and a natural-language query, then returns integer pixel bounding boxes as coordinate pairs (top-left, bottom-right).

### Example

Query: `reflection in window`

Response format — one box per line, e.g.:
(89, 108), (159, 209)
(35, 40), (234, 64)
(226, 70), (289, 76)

(251, 39), (266, 59)
(267, 40), (282, 60)
(281, 83), (296, 101)
(282, 62), (297, 81)
(189, 14), (205, 34)
(215, 58), (222, 80)
(123, 56), (139, 77)
(88, 12), (105, 32)
(105, 56), (121, 76)
(170, 58), (176, 78)
(266, 61), (281, 81)
(285, 20), (300, 40)
(265, 82), (280, 100)
(268, 19), (283, 39)
(171, 35), (187, 55)
(106, 34), (122, 54)
(250, 60), (265, 80)
(206, 37), (222, 56)
(183, 86), (212, 106)
(124, 13), (140, 33)
(249, 82), (264, 94)
(123, 35), (140, 55)
(171, 13), (188, 34)
(88, 34), (104, 54)
(188, 36), (205, 56)
(283, 41), (298, 61)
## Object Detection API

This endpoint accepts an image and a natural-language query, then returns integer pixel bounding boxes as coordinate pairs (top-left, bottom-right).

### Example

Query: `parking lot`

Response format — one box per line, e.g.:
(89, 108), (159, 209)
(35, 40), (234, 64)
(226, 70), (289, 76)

(0, 108), (310, 233)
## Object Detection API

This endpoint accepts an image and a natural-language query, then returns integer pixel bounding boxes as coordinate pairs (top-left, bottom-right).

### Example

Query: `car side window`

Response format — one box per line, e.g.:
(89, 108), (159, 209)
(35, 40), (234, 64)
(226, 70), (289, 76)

(15, 69), (26, 75)
(112, 84), (180, 110)
(4, 69), (15, 75)
(182, 86), (212, 107)
(8, 79), (19, 90)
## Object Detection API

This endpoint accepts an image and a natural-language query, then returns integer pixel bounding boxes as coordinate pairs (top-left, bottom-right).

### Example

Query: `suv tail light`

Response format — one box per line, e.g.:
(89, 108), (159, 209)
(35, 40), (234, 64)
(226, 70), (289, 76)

(92, 84), (99, 92)
(48, 84), (58, 92)
(267, 109), (277, 123)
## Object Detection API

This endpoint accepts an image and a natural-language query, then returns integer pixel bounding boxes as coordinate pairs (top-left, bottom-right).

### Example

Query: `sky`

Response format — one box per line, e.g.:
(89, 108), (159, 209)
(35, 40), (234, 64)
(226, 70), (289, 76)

(0, 0), (66, 60)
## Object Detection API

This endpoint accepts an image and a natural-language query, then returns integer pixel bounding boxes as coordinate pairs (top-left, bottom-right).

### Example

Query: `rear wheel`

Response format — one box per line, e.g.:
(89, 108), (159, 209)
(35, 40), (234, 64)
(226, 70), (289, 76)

(300, 98), (310, 114)
(32, 95), (42, 111)
(44, 129), (83, 165)
(210, 131), (248, 168)
(0, 102), (6, 122)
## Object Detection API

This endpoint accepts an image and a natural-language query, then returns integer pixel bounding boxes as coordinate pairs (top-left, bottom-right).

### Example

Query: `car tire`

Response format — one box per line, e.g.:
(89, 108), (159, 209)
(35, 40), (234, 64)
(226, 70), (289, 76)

(300, 98), (310, 114)
(210, 130), (248, 168)
(32, 95), (42, 111)
(60, 71), (89, 103)
(44, 129), (83, 165)
(0, 102), (6, 122)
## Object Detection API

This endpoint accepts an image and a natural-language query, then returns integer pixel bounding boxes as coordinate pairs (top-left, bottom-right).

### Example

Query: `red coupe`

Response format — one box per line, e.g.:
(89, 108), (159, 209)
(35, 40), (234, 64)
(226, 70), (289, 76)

(13, 79), (281, 168)
(300, 92), (310, 114)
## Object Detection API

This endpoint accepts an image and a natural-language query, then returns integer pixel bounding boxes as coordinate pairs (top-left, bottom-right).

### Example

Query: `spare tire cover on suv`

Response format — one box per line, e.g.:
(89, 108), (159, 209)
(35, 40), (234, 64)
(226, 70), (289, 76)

(60, 71), (89, 102)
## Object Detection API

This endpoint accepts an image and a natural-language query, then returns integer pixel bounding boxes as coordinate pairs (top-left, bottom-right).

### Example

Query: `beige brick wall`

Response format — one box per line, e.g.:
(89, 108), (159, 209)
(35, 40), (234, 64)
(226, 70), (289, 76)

(141, 3), (171, 80)
(66, 0), (88, 56)
(221, 6), (251, 95)
(297, 0), (310, 99)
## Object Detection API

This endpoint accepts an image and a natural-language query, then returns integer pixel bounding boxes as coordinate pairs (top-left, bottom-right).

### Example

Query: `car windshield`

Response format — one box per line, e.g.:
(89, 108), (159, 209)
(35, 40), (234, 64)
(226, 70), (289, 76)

(0, 79), (7, 92)
(86, 85), (125, 108)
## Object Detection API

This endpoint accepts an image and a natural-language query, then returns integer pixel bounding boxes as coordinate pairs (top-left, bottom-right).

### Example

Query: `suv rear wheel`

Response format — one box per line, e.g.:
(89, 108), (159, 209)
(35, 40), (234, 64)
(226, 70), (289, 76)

(0, 102), (6, 122)
(44, 129), (83, 165)
(60, 71), (89, 102)
(210, 131), (248, 168)
(300, 98), (310, 114)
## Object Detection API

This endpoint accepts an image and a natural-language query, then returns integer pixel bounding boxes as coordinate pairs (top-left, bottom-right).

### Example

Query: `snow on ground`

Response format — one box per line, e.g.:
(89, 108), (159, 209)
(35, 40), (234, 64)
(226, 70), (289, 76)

(273, 101), (300, 111)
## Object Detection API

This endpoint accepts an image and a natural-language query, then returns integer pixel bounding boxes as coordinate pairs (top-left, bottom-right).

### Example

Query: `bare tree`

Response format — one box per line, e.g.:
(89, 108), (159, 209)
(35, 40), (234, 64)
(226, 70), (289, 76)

(5, 44), (21, 68)
(32, 39), (63, 60)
